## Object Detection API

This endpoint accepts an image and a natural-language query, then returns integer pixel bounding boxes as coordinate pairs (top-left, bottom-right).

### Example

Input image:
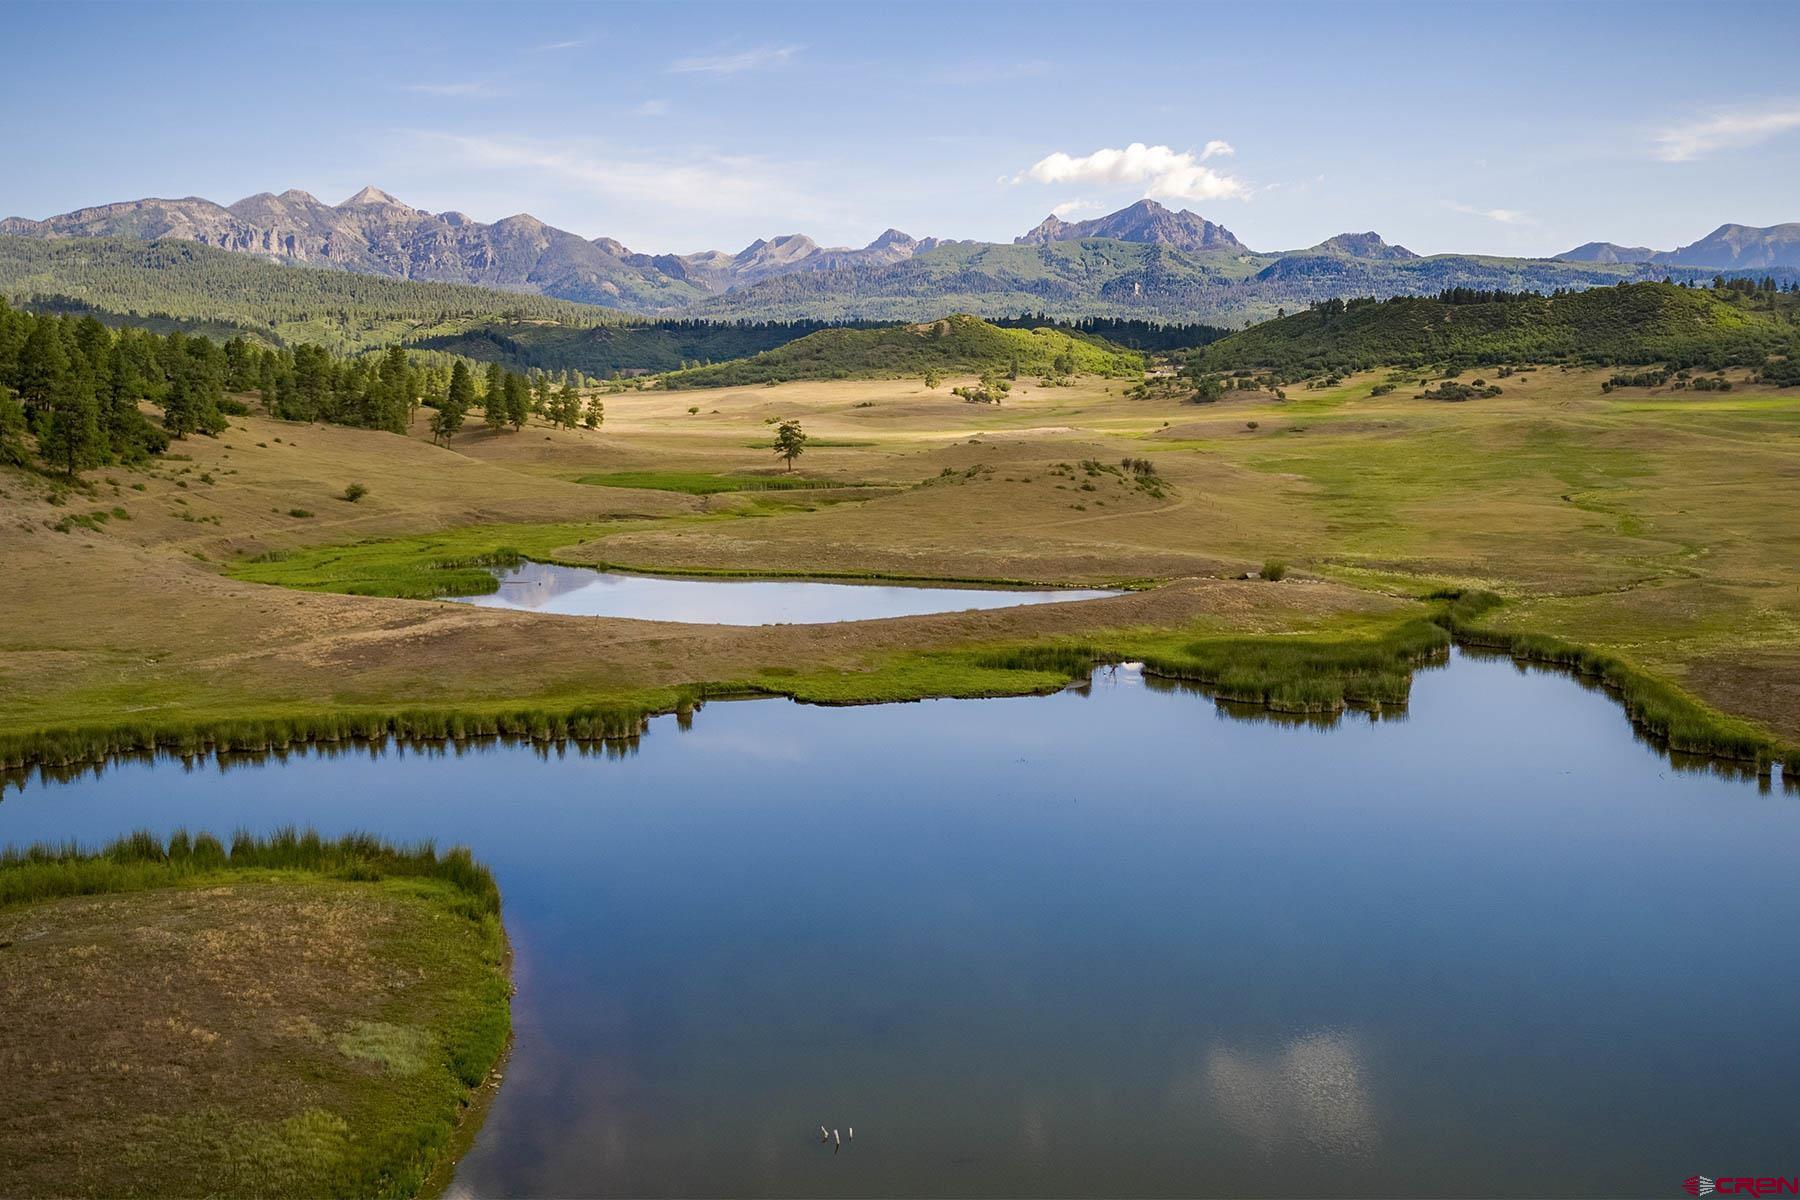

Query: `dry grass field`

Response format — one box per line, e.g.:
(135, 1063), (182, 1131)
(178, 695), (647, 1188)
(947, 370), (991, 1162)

(2, 366), (1796, 761)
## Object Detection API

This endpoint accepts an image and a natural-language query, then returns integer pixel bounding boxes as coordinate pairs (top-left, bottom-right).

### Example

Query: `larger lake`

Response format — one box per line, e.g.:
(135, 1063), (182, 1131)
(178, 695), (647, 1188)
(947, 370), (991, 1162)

(4, 651), (1795, 1197)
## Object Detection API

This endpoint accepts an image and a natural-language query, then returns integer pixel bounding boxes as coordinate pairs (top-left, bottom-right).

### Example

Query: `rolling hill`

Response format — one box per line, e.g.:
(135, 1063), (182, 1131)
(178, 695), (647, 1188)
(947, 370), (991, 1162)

(1189, 282), (1800, 374)
(659, 314), (1143, 387)
(0, 236), (626, 353)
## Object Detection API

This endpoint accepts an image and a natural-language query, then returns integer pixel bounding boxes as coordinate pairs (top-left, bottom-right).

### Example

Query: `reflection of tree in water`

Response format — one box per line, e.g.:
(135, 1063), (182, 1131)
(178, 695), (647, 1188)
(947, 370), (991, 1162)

(1174, 1030), (1380, 1158)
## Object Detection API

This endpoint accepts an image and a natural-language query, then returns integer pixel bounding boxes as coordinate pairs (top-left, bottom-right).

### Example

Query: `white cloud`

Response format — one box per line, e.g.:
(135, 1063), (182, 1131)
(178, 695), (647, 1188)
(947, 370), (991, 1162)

(535, 39), (586, 51)
(1654, 103), (1800, 162)
(1051, 199), (1102, 219)
(1450, 203), (1529, 225)
(1201, 139), (1235, 160)
(1017, 142), (1247, 203)
(399, 81), (502, 97)
(669, 44), (802, 74)
(634, 99), (671, 117)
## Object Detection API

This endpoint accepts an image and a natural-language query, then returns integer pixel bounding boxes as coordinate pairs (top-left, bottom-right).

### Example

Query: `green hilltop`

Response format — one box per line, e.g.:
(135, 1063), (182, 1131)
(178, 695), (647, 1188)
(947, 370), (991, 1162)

(659, 314), (1144, 387)
(1190, 281), (1800, 375)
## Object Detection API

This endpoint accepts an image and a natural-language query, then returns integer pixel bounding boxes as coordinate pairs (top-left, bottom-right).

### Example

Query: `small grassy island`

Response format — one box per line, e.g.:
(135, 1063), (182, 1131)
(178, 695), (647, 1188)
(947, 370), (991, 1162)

(0, 830), (509, 1199)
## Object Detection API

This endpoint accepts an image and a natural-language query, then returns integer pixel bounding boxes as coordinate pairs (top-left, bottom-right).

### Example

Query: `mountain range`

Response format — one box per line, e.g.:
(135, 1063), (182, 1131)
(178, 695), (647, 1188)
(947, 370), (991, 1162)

(1554, 223), (1800, 270)
(3, 189), (1796, 325)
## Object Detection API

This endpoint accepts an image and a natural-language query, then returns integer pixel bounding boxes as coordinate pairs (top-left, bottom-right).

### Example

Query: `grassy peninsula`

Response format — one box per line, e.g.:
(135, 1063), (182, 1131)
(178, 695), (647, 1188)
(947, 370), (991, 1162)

(0, 830), (510, 1199)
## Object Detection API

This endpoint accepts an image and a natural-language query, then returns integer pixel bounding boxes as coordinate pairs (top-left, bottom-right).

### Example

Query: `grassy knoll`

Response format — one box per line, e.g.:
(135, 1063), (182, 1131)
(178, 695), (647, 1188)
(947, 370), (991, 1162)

(1190, 281), (1800, 376)
(660, 313), (1143, 387)
(2, 361), (1797, 777)
(0, 830), (509, 1199)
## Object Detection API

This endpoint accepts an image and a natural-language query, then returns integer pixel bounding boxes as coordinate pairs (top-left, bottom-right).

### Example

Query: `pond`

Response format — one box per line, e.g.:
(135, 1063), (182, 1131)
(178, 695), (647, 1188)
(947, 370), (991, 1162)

(447, 560), (1122, 623)
(4, 651), (1795, 1198)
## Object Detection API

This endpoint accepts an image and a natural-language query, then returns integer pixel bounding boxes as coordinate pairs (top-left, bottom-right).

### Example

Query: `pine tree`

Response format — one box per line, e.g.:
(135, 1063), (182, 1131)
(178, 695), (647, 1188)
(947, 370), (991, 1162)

(553, 380), (582, 429)
(38, 373), (103, 478)
(15, 318), (70, 422)
(484, 362), (507, 430)
(583, 393), (604, 429)
(429, 396), (466, 445)
(504, 372), (529, 430)
(448, 359), (476, 413)
(162, 361), (197, 437)
(378, 345), (413, 432)
(0, 388), (28, 466)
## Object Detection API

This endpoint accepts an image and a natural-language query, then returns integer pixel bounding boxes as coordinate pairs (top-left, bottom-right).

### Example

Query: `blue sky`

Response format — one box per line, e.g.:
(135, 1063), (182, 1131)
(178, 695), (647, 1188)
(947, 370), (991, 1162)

(5, 0), (1799, 257)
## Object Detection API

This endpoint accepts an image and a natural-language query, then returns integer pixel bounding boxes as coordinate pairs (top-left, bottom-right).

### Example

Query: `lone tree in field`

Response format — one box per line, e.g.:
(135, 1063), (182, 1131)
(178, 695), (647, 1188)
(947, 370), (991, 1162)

(772, 419), (806, 472)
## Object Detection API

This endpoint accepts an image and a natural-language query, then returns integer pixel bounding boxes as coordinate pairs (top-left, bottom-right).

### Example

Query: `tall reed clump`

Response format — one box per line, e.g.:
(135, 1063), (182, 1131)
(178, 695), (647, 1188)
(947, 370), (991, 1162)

(1433, 589), (1783, 769)
(1140, 619), (1450, 713)
(0, 826), (501, 916)
(972, 643), (1108, 681)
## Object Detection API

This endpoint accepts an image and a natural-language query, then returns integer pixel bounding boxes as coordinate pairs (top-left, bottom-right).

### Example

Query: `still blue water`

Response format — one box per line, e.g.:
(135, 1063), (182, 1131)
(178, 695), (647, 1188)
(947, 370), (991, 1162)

(448, 560), (1120, 623)
(3, 652), (1794, 1197)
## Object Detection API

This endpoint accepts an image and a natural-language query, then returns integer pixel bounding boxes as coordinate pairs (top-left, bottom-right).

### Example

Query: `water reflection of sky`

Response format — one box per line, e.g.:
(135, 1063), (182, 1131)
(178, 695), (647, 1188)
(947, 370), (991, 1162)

(451, 559), (1120, 624)
(1183, 1030), (1380, 1159)
(4, 652), (1797, 1197)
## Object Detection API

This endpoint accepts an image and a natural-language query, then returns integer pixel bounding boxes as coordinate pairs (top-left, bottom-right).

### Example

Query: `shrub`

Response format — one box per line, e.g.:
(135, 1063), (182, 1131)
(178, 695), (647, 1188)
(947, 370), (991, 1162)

(1261, 560), (1288, 581)
(340, 482), (368, 503)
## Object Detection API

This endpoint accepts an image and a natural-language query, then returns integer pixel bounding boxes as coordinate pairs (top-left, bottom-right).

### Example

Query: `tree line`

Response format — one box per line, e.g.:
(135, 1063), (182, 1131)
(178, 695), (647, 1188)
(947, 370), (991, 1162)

(0, 297), (604, 477)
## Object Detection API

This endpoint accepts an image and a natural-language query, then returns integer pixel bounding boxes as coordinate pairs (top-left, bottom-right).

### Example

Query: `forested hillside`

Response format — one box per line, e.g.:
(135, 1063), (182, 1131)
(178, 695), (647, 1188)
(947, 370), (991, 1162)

(409, 318), (882, 376)
(1189, 280), (1800, 375)
(0, 237), (624, 353)
(660, 314), (1142, 388)
(0, 298), (605, 480)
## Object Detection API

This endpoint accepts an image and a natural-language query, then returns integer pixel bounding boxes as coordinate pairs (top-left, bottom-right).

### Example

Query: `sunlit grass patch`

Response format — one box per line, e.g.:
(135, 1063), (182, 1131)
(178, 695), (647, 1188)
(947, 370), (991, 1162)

(575, 470), (870, 495)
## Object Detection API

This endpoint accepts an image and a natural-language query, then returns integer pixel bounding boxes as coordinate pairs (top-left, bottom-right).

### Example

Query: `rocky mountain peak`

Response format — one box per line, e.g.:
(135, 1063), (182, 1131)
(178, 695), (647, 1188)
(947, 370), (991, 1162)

(1313, 231), (1418, 261)
(339, 186), (412, 211)
(1015, 199), (1247, 253)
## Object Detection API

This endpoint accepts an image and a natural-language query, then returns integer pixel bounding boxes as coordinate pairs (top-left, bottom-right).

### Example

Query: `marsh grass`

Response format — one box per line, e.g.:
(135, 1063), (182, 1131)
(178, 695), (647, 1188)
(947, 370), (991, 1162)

(0, 695), (686, 773)
(0, 827), (501, 915)
(1138, 620), (1448, 712)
